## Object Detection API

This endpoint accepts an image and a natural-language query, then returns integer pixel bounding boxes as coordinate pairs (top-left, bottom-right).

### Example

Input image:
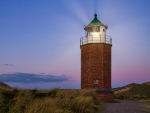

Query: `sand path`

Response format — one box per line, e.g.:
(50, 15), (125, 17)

(101, 99), (147, 113)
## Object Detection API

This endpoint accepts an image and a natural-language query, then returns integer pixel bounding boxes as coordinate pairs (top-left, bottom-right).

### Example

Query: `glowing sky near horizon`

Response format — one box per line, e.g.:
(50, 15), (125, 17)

(0, 0), (150, 89)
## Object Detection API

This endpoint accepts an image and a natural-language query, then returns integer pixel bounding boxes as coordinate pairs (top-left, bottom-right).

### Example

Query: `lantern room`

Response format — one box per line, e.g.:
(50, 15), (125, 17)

(80, 14), (112, 45)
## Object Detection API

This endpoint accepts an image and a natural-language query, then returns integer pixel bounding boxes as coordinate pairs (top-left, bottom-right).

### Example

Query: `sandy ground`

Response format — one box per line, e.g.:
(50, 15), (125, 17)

(101, 99), (148, 113)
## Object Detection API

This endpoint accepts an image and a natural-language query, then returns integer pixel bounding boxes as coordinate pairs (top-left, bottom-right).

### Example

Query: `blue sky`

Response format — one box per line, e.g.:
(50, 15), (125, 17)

(0, 0), (150, 89)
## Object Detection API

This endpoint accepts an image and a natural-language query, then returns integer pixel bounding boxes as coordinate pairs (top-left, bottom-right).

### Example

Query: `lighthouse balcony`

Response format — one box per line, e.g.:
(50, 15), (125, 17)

(80, 35), (112, 46)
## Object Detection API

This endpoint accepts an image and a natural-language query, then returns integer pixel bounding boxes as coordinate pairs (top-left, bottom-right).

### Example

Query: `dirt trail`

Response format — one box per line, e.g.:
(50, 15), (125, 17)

(101, 99), (147, 113)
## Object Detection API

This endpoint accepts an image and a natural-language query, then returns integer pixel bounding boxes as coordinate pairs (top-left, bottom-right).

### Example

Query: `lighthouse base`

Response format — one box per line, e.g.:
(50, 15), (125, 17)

(95, 89), (114, 102)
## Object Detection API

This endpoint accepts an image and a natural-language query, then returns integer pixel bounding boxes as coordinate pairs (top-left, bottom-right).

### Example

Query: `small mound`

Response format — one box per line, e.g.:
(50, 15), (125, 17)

(142, 82), (150, 85)
(0, 82), (11, 88)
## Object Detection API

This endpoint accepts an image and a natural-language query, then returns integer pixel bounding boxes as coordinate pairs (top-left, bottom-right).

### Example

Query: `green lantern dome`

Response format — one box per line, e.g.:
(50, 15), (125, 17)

(84, 13), (108, 30)
(89, 14), (101, 25)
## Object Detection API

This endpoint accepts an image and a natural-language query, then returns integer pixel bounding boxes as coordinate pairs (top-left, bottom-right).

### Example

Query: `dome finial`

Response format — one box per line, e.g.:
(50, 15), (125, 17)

(94, 8), (97, 18)
(94, 13), (97, 18)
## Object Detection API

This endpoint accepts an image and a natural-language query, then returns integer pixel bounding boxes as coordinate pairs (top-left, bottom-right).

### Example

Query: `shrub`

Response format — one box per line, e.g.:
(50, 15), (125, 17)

(1, 91), (16, 100)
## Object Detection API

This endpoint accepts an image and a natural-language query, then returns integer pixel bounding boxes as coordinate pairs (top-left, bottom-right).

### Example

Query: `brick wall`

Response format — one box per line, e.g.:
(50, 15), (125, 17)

(80, 43), (114, 101)
(96, 94), (114, 102)
(80, 43), (112, 89)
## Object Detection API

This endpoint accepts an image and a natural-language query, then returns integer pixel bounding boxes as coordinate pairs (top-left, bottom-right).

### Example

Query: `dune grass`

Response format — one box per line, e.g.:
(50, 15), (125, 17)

(0, 83), (103, 113)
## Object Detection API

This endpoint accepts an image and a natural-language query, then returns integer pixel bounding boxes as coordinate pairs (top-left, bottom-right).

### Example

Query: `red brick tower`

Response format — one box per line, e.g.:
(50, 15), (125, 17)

(80, 14), (114, 101)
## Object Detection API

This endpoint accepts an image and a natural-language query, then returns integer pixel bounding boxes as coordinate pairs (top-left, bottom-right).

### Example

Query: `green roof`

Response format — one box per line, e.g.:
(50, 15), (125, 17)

(89, 14), (101, 25)
(84, 14), (108, 29)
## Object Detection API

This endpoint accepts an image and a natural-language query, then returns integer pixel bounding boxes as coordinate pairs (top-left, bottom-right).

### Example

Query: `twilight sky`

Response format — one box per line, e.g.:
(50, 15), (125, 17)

(0, 0), (150, 89)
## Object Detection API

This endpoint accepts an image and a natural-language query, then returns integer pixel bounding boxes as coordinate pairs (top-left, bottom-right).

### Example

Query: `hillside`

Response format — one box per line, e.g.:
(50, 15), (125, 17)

(113, 82), (150, 99)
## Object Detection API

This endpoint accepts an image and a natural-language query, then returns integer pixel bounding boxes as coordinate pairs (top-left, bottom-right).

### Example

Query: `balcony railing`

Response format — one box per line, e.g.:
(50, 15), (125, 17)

(80, 35), (112, 46)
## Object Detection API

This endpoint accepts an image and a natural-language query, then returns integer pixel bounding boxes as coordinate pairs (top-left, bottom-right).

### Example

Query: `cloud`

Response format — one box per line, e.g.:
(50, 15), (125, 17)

(3, 64), (14, 66)
(0, 72), (69, 84)
(39, 73), (46, 74)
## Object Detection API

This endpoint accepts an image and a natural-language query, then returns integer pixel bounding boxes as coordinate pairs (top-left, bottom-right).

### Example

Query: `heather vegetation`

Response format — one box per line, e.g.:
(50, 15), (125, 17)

(0, 82), (103, 113)
(114, 82), (150, 100)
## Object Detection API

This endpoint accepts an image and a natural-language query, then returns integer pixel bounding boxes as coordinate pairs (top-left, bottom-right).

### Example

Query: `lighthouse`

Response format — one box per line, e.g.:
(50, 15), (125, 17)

(80, 14), (114, 101)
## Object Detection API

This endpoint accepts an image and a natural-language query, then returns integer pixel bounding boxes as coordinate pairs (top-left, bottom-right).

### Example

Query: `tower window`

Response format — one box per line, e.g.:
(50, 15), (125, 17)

(88, 27), (93, 32)
(94, 79), (98, 84)
(103, 29), (105, 32)
(97, 26), (100, 32)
